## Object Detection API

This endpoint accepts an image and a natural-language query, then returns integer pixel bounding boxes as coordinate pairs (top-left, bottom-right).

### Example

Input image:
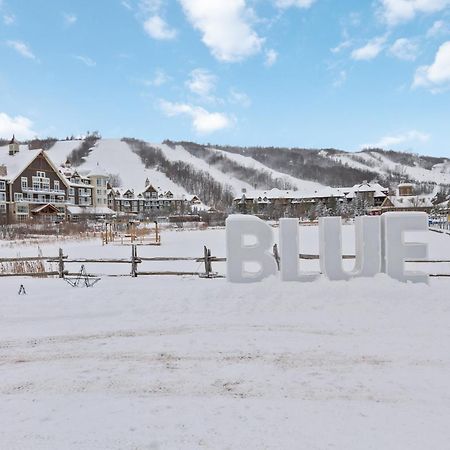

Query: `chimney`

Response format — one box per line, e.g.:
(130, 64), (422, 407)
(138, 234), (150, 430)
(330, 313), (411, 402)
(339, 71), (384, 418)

(8, 135), (19, 156)
(0, 165), (7, 177)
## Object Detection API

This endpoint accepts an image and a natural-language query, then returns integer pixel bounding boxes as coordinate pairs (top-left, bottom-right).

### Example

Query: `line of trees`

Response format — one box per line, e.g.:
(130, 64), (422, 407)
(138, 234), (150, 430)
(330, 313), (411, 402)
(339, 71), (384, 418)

(125, 139), (234, 209)
(164, 140), (295, 191)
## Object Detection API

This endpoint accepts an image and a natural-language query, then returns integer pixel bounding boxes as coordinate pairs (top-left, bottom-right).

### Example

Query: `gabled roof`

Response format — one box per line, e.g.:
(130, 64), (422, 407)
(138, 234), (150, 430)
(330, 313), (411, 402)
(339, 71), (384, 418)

(0, 145), (40, 181)
(31, 203), (59, 214)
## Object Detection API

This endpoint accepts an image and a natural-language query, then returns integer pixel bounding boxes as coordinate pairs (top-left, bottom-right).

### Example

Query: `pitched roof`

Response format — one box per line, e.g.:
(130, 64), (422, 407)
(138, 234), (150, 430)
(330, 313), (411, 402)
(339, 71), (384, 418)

(0, 145), (42, 181)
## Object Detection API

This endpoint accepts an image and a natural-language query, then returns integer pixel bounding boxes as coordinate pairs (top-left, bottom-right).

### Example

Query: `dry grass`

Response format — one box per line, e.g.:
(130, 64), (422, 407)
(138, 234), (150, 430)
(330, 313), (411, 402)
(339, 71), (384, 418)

(0, 247), (49, 277)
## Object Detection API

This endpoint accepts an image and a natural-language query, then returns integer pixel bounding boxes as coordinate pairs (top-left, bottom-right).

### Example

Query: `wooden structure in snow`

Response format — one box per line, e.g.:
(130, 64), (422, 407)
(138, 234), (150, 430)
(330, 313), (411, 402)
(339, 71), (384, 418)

(101, 220), (161, 246)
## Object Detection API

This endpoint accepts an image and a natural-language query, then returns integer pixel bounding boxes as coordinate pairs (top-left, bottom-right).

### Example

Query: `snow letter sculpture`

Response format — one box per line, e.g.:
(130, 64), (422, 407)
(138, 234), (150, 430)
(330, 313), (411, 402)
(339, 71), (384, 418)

(382, 212), (428, 284)
(319, 216), (382, 281)
(226, 215), (277, 283)
(279, 218), (320, 282)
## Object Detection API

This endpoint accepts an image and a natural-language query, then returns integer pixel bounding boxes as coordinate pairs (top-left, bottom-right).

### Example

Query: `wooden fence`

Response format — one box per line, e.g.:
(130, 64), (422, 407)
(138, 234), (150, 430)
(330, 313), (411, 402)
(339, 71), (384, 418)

(0, 244), (449, 278)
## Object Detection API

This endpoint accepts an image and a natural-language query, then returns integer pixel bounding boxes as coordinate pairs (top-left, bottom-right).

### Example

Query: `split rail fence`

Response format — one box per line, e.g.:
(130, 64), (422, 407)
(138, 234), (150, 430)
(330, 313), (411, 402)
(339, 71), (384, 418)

(0, 244), (449, 278)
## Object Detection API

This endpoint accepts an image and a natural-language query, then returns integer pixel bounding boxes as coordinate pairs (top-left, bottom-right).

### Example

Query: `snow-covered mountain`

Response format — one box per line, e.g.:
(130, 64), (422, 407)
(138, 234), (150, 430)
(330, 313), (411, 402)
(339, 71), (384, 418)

(41, 138), (450, 206)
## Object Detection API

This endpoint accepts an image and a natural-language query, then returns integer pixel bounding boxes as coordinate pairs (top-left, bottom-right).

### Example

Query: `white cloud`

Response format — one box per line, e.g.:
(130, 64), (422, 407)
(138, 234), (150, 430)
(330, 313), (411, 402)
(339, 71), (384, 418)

(378, 0), (450, 26)
(274, 0), (316, 8)
(0, 112), (36, 140)
(160, 100), (232, 133)
(229, 88), (251, 107)
(331, 39), (352, 54)
(143, 15), (177, 40)
(6, 40), (36, 60)
(3, 13), (14, 25)
(179, 0), (264, 62)
(413, 41), (450, 91)
(186, 68), (217, 98)
(63, 12), (77, 26)
(73, 55), (96, 67)
(264, 49), (278, 66)
(333, 70), (347, 87)
(389, 38), (419, 61)
(121, 0), (133, 10)
(363, 130), (430, 149)
(427, 20), (450, 38)
(351, 36), (387, 61)
(151, 69), (170, 86)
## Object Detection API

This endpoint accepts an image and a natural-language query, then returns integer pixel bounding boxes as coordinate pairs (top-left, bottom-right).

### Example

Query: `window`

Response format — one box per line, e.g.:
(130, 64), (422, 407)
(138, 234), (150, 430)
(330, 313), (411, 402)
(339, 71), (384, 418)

(0, 180), (6, 190)
(0, 192), (6, 202)
(32, 177), (40, 190)
(54, 180), (60, 190)
(21, 177), (28, 190)
(0, 204), (6, 213)
(69, 187), (75, 196)
(14, 193), (23, 202)
(36, 171), (46, 178)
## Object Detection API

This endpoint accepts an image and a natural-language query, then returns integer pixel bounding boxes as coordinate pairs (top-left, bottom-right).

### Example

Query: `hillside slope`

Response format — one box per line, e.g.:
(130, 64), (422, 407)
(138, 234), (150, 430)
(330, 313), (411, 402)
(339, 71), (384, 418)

(6, 138), (447, 207)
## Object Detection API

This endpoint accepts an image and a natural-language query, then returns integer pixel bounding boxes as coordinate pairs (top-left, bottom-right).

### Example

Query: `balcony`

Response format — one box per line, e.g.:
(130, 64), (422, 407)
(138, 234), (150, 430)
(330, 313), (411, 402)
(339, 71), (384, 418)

(22, 187), (66, 195)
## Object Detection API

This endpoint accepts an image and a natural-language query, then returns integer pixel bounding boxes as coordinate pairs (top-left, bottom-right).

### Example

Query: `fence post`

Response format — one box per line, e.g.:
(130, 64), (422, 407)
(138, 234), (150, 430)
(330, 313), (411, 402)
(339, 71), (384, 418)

(203, 246), (209, 277)
(155, 221), (160, 244)
(203, 246), (214, 278)
(131, 244), (138, 277)
(58, 248), (65, 278)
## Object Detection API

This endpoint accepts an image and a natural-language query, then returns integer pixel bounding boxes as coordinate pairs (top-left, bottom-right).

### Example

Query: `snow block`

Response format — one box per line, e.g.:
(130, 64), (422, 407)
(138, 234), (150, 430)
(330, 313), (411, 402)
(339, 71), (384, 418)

(226, 215), (277, 283)
(382, 212), (429, 284)
(279, 218), (320, 282)
(319, 216), (382, 281)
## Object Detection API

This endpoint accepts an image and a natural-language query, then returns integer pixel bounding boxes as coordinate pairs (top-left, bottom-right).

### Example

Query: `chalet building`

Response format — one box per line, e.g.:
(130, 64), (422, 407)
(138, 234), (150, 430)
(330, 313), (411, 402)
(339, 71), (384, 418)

(0, 138), (117, 224)
(59, 159), (116, 221)
(234, 181), (389, 217)
(108, 178), (204, 217)
(0, 137), (70, 223)
(379, 183), (434, 213)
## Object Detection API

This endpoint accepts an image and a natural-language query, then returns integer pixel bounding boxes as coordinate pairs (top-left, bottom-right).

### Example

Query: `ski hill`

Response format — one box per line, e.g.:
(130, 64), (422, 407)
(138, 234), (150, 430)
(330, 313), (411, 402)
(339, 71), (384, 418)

(32, 138), (450, 205)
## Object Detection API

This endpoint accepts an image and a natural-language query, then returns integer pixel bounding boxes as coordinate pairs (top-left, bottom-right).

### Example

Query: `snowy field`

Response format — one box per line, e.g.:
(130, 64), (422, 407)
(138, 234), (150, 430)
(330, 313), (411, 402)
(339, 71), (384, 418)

(1, 225), (450, 449)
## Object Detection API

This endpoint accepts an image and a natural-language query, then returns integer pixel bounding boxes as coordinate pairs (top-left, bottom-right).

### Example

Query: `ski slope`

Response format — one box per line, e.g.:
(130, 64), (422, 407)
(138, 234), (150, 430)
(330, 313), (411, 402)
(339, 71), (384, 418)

(11, 138), (448, 201)
(155, 142), (254, 195)
(211, 147), (327, 194)
(328, 151), (450, 185)
(47, 140), (84, 166)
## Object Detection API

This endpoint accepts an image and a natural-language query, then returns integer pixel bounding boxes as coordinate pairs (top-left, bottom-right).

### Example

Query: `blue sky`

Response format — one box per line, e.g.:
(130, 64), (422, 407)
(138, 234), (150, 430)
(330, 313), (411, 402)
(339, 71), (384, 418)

(0, 0), (449, 156)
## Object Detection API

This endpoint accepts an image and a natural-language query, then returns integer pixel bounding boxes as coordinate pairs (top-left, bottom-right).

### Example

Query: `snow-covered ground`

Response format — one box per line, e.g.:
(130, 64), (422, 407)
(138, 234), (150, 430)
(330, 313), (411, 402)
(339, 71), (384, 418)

(1, 226), (450, 449)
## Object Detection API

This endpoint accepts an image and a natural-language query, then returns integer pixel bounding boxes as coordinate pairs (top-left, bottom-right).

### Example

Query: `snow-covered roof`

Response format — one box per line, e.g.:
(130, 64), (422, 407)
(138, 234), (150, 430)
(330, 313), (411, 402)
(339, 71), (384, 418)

(234, 182), (389, 203)
(86, 162), (109, 178)
(385, 195), (433, 208)
(67, 206), (116, 215)
(0, 145), (41, 181)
